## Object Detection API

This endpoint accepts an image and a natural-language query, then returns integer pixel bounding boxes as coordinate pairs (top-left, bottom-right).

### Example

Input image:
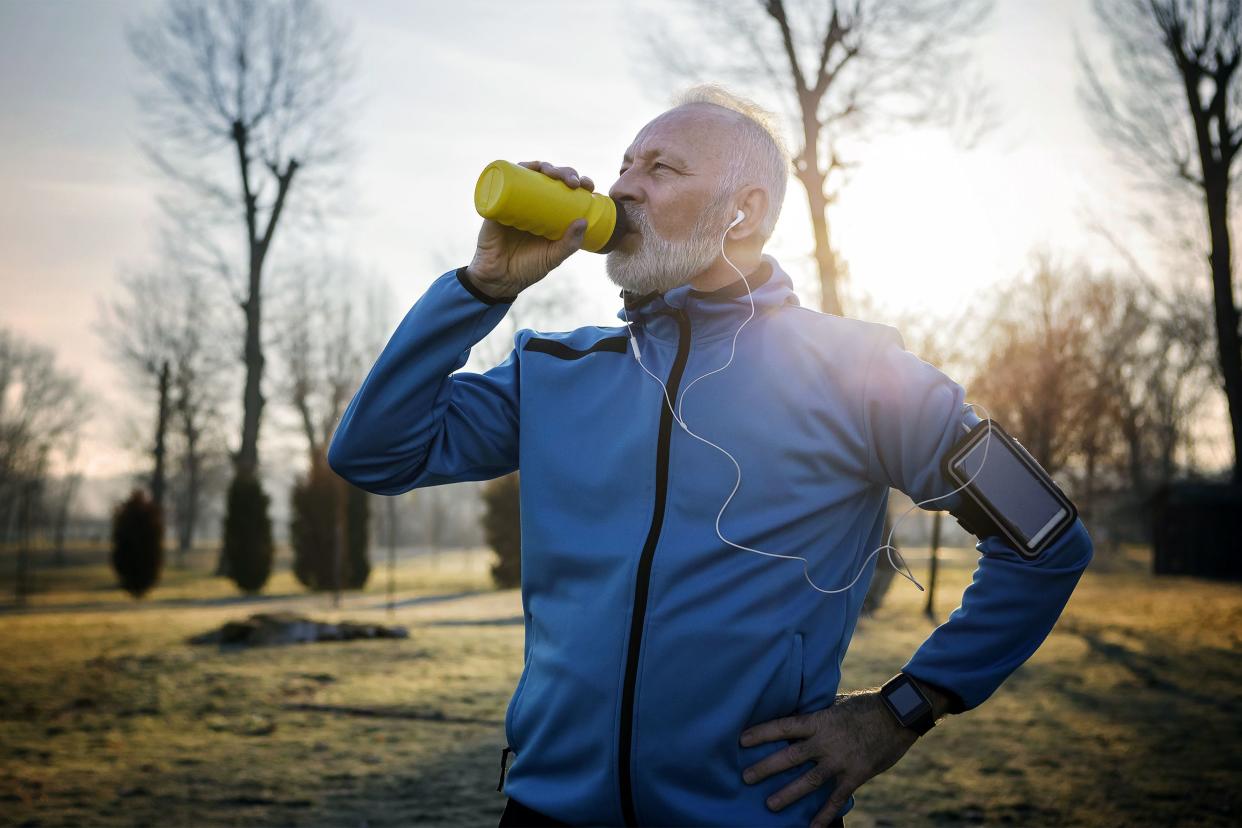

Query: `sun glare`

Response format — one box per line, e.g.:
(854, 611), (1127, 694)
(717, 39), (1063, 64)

(831, 130), (1017, 319)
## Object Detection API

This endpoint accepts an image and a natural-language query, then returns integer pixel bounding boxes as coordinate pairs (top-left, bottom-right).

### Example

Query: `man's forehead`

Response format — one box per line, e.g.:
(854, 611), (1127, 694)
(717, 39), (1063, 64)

(622, 105), (736, 164)
(621, 143), (691, 165)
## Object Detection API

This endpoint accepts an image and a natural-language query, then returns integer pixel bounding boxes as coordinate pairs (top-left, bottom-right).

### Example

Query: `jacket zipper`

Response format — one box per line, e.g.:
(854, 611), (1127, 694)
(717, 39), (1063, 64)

(618, 308), (692, 827)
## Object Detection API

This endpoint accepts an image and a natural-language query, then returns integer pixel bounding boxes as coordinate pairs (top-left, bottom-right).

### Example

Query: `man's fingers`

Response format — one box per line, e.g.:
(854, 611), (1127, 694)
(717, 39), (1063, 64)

(540, 161), (583, 187)
(538, 161), (563, 182)
(810, 778), (858, 828)
(517, 161), (592, 190)
(740, 713), (816, 748)
(762, 762), (837, 812)
(552, 219), (588, 260)
(741, 739), (814, 785)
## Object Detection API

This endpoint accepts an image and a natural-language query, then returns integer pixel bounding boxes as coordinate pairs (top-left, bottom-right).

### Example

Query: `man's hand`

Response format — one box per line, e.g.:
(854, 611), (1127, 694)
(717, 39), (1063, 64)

(466, 160), (592, 299)
(739, 689), (923, 828)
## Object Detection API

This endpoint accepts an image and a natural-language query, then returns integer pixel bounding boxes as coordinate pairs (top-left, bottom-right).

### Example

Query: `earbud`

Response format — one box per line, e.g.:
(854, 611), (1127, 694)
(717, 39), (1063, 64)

(729, 210), (745, 229)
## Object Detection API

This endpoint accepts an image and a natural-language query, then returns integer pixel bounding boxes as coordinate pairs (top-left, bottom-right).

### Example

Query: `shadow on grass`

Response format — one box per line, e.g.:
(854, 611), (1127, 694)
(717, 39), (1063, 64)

(423, 615), (523, 627)
(0, 588), (496, 617)
(320, 722), (511, 827)
(362, 590), (494, 612)
(1058, 618), (1242, 714)
(1015, 620), (1242, 825)
(0, 590), (307, 616)
(281, 702), (502, 728)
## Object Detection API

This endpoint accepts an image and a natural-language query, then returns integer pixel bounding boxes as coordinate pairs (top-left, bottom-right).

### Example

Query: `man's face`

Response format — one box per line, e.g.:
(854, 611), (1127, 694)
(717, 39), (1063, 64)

(605, 105), (739, 296)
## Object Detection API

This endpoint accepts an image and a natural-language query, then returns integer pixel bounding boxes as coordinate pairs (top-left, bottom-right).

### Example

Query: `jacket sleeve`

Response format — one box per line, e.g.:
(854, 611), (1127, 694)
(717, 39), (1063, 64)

(861, 326), (1094, 714)
(326, 266), (524, 496)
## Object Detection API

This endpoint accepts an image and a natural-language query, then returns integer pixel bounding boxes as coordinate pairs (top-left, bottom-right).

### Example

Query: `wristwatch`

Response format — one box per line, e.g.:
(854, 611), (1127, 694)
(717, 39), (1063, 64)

(879, 672), (936, 736)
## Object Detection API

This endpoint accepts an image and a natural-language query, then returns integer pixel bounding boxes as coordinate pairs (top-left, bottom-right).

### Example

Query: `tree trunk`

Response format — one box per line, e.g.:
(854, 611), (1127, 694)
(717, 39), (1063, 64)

(427, 490), (442, 569)
(1204, 178), (1242, 483)
(1083, 438), (1097, 525)
(333, 473), (345, 609)
(223, 123), (296, 578)
(152, 359), (171, 515)
(51, 473), (78, 567)
(296, 393), (320, 464)
(236, 284), (266, 480)
(230, 120), (296, 482)
(1121, 408), (1147, 499)
(923, 511), (942, 620)
(14, 479), (34, 606)
(386, 496), (397, 615)
(176, 426), (200, 569)
(862, 514), (898, 616)
(793, 126), (843, 317)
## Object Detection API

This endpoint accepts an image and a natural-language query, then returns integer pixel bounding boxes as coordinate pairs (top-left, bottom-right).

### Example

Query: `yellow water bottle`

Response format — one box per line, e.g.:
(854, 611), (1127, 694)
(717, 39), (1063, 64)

(473, 160), (631, 254)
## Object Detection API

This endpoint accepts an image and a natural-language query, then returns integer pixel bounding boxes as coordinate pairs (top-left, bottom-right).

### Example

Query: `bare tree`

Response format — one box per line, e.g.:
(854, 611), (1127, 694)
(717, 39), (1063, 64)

(271, 251), (396, 595)
(47, 437), (83, 566)
(1144, 280), (1217, 480)
(95, 266), (176, 509)
(970, 252), (1093, 479)
(96, 240), (235, 566)
(968, 253), (1216, 544)
(165, 255), (236, 566)
(0, 333), (91, 497)
(1068, 272), (1207, 511)
(1083, 216), (1221, 482)
(1093, 276), (1216, 499)
(1079, 0), (1242, 482)
(154, 360), (172, 512)
(126, 0), (360, 486)
(271, 252), (395, 462)
(636, 0), (995, 315)
(0, 328), (91, 602)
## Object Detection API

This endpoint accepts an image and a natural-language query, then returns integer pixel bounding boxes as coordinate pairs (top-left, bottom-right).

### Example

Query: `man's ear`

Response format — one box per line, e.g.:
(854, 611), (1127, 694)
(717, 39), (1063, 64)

(732, 186), (769, 240)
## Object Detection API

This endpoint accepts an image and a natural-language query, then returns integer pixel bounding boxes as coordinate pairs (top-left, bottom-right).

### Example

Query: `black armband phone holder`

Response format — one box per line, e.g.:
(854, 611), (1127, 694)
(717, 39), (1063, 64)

(941, 419), (1078, 560)
(945, 483), (1005, 540)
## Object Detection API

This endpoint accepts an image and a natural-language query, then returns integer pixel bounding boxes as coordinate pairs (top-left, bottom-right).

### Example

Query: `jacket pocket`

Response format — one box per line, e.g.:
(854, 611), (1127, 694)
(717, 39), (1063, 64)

(786, 631), (804, 713)
(736, 630), (811, 816)
(504, 615), (536, 753)
(740, 630), (805, 734)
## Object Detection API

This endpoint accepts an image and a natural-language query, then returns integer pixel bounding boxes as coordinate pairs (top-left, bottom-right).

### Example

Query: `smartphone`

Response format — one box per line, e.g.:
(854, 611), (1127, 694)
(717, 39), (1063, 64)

(940, 419), (1078, 559)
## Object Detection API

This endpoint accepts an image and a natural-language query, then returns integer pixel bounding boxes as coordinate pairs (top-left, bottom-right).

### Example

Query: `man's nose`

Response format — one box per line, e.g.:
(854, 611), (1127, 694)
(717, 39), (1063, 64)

(608, 171), (642, 205)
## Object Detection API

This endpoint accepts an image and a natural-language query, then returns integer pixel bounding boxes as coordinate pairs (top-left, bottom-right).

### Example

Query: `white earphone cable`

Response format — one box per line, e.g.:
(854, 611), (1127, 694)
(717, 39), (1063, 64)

(620, 210), (994, 595)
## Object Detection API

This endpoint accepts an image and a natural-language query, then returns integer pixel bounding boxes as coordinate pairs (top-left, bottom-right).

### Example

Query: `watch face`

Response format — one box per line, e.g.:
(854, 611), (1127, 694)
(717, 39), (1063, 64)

(888, 680), (930, 720)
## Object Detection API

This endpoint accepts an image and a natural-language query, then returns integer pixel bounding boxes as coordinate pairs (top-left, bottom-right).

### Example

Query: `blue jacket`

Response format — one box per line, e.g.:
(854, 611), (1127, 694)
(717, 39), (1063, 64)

(327, 254), (1094, 827)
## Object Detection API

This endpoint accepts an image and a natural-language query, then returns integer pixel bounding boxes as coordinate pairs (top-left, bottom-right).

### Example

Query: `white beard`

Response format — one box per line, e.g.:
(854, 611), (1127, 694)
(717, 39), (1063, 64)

(605, 194), (735, 296)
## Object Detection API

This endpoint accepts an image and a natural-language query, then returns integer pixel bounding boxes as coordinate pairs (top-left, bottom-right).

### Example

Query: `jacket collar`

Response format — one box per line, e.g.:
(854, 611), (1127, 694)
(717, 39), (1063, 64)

(615, 253), (800, 342)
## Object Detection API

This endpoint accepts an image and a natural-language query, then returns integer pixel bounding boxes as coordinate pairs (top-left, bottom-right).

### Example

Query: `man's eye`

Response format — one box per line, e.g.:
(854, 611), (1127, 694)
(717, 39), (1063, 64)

(618, 163), (671, 176)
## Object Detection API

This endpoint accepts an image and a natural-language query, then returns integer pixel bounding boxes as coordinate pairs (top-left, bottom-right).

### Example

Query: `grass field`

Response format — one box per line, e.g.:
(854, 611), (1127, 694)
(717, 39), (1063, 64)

(0, 542), (1238, 827)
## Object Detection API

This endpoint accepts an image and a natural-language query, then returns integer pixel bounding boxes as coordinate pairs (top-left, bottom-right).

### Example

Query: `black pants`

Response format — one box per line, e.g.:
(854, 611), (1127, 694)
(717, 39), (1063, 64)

(498, 796), (571, 826)
(498, 796), (845, 827)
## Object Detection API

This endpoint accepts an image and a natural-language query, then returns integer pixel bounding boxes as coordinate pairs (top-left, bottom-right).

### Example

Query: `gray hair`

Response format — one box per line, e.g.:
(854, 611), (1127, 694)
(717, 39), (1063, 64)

(669, 84), (792, 244)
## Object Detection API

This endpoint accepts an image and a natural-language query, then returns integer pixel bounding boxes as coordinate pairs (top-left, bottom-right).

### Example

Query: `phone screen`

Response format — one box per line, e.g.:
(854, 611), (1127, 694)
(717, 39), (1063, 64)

(952, 434), (1067, 548)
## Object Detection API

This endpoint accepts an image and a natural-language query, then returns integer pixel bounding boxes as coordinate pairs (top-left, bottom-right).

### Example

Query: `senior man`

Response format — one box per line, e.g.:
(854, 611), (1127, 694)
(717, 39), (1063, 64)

(327, 85), (1094, 828)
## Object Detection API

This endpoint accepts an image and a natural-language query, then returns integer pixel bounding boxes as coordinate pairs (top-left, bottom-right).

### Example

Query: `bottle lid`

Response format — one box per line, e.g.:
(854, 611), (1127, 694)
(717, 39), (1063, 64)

(475, 162), (508, 216)
(600, 200), (633, 253)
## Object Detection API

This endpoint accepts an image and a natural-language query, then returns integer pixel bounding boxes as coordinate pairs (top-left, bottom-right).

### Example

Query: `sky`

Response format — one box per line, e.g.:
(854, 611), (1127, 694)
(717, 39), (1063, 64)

(0, 0), (1214, 486)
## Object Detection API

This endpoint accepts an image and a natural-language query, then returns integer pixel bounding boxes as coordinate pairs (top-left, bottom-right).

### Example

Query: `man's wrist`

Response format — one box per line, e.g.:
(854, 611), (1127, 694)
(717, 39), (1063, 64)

(462, 265), (521, 302)
(905, 674), (954, 722)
